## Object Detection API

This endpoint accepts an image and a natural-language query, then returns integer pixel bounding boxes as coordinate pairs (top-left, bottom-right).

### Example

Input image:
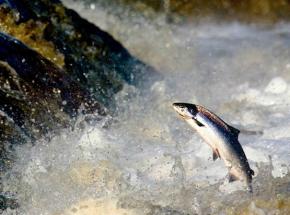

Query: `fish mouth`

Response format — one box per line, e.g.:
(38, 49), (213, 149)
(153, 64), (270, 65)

(172, 103), (193, 120)
(172, 104), (185, 117)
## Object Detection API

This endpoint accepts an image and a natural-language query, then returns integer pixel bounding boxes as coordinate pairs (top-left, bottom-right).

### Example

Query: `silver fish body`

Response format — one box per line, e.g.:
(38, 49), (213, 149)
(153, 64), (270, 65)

(172, 103), (254, 192)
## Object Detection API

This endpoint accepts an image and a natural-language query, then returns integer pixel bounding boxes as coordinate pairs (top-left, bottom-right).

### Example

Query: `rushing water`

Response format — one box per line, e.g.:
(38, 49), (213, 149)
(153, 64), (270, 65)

(3, 1), (290, 214)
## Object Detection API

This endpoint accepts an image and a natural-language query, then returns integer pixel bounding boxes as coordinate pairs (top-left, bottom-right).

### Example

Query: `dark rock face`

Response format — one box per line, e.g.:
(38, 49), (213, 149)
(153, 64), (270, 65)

(1, 0), (155, 106)
(0, 0), (155, 146)
(0, 32), (106, 171)
(0, 32), (95, 130)
(0, 33), (77, 209)
(0, 0), (157, 209)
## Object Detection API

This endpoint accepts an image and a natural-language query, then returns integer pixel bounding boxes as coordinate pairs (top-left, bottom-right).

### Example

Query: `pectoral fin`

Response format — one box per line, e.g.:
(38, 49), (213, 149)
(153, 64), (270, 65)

(193, 118), (204, 127)
(212, 149), (220, 161)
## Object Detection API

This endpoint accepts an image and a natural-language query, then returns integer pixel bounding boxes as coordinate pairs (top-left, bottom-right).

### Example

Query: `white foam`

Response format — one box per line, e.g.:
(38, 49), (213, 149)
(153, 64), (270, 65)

(264, 77), (288, 94)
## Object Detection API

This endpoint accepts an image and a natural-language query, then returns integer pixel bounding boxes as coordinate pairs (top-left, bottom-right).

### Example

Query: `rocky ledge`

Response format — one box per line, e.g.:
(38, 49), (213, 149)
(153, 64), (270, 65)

(0, 0), (157, 209)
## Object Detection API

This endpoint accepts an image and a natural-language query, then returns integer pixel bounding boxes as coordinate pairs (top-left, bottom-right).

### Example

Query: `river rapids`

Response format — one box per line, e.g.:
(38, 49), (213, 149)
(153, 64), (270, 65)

(2, 1), (290, 214)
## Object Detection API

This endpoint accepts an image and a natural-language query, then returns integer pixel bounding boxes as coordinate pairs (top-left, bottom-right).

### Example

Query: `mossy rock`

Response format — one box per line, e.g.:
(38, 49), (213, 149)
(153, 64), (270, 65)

(0, 0), (156, 146)
(0, 33), (104, 165)
(0, 0), (156, 107)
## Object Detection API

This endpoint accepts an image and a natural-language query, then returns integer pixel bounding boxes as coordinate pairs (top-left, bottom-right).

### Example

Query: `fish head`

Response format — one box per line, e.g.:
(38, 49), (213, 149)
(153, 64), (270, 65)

(172, 103), (198, 120)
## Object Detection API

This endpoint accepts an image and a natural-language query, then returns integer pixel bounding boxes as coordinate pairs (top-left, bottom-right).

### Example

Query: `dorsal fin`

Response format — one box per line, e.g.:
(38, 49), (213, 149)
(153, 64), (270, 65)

(227, 124), (240, 138)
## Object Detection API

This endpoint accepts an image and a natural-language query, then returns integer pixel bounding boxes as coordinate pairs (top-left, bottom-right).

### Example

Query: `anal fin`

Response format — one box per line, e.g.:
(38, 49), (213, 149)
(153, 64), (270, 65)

(212, 149), (220, 161)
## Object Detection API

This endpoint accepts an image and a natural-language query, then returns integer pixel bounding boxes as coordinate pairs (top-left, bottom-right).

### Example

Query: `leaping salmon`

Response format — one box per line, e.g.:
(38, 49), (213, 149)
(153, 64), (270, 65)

(172, 103), (254, 192)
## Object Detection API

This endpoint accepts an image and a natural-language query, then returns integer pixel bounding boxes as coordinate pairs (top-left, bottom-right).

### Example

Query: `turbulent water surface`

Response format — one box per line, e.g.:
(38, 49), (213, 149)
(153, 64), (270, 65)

(3, 1), (290, 214)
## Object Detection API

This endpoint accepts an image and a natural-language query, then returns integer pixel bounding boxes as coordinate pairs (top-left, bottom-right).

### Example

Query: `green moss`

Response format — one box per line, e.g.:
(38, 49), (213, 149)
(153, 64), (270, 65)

(0, 7), (64, 67)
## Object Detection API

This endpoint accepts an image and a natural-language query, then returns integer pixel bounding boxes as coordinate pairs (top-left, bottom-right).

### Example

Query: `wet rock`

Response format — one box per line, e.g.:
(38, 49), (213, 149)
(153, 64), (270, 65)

(0, 193), (18, 211)
(0, 33), (104, 173)
(0, 0), (157, 211)
(0, 0), (156, 106)
(0, 0), (156, 160)
(0, 33), (100, 116)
